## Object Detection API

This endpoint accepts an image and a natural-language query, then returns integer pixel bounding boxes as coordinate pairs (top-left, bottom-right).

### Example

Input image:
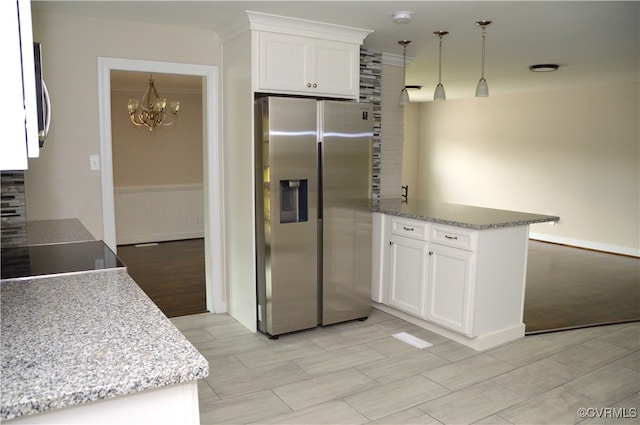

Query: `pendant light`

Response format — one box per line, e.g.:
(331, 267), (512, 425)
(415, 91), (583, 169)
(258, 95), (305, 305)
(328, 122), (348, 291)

(398, 40), (411, 106)
(433, 31), (449, 101)
(475, 20), (492, 98)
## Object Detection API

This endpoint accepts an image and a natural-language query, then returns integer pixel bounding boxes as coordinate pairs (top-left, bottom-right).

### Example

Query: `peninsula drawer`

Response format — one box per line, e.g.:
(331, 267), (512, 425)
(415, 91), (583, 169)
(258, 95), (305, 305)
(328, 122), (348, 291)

(431, 225), (477, 250)
(390, 217), (429, 241)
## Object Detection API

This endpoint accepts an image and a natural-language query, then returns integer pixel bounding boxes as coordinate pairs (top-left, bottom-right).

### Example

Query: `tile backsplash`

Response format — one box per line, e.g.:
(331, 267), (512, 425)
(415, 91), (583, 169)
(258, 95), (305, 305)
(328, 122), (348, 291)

(360, 47), (382, 201)
(1, 171), (27, 247)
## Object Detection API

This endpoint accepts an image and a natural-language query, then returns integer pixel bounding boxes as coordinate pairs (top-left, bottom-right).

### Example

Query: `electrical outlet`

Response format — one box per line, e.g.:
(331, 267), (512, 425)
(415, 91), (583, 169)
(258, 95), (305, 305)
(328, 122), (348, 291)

(89, 155), (100, 171)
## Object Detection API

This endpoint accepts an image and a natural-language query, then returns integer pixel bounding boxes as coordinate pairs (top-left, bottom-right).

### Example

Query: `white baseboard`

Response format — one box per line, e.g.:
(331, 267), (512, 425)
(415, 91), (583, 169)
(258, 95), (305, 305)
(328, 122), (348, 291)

(529, 232), (639, 257)
(372, 303), (524, 351)
(117, 232), (205, 246)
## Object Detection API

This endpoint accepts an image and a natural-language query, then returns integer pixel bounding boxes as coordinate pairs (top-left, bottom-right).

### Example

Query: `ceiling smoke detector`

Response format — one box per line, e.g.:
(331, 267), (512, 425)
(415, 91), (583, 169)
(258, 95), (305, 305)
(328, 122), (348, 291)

(393, 11), (413, 24)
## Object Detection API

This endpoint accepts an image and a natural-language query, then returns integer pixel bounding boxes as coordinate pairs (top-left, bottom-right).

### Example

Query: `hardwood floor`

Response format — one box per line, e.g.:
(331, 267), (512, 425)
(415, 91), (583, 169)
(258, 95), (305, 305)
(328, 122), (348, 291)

(118, 238), (639, 331)
(117, 239), (207, 318)
(524, 240), (639, 333)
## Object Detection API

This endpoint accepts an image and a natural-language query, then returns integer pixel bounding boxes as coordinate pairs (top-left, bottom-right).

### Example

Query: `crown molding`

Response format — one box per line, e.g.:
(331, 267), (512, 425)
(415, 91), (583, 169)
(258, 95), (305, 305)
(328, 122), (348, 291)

(382, 52), (414, 67)
(216, 10), (372, 44)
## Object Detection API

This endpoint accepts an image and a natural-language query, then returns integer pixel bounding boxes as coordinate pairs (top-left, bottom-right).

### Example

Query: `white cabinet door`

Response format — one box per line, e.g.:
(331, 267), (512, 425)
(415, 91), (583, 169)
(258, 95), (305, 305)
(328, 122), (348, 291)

(258, 32), (311, 94)
(257, 32), (359, 98)
(1, 0), (38, 171)
(387, 235), (429, 317)
(313, 39), (359, 98)
(426, 243), (475, 335)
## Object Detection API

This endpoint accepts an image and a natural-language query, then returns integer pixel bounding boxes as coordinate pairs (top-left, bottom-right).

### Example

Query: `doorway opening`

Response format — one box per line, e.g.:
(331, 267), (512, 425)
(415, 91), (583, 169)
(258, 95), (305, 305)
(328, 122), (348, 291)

(97, 58), (225, 315)
(111, 70), (206, 317)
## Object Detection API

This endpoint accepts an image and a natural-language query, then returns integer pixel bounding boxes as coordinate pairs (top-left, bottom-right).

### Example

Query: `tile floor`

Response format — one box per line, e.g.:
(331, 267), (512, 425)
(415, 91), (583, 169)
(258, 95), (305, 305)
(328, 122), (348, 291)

(171, 310), (639, 425)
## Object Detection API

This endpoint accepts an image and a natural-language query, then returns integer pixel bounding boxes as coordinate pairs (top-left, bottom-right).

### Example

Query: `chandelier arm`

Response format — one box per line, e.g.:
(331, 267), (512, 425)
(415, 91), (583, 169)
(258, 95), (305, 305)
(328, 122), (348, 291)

(150, 80), (161, 101)
(150, 80), (164, 111)
(160, 112), (176, 126)
(154, 111), (166, 126)
(140, 81), (152, 112)
(129, 113), (144, 127)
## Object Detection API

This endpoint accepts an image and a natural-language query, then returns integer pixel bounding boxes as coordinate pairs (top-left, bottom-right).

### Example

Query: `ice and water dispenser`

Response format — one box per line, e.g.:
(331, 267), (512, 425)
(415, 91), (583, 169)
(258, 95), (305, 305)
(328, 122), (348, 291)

(280, 179), (308, 223)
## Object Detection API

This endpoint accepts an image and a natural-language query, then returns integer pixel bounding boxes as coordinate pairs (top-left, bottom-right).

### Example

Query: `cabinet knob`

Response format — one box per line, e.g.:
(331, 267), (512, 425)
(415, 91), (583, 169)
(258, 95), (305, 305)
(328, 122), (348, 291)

(429, 251), (433, 255)
(313, 83), (318, 88)
(307, 83), (312, 87)
(389, 241), (393, 246)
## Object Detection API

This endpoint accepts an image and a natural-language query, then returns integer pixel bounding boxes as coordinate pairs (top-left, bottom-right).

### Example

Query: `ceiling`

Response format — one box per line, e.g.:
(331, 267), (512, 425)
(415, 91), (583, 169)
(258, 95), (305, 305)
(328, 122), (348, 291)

(33, 1), (639, 102)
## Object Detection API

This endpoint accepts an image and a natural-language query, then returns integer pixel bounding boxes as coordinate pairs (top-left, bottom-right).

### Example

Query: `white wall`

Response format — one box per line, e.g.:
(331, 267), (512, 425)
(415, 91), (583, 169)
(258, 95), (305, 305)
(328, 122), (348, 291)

(402, 102), (420, 199)
(379, 63), (404, 198)
(26, 11), (220, 240)
(413, 82), (639, 255)
(221, 30), (256, 331)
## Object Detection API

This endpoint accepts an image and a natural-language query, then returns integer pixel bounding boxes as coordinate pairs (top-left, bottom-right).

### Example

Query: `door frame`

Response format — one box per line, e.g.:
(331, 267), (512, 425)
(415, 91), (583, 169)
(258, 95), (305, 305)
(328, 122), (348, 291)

(97, 57), (225, 314)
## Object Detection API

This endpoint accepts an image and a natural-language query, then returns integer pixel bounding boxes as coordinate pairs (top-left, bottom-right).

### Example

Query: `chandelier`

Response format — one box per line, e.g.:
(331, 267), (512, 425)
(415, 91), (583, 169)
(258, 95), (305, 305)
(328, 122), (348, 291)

(127, 75), (180, 131)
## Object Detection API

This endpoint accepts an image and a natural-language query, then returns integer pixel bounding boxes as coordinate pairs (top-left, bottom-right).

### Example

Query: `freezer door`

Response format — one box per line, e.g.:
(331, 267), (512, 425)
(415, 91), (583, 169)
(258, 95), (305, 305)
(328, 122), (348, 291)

(320, 100), (373, 326)
(255, 97), (319, 336)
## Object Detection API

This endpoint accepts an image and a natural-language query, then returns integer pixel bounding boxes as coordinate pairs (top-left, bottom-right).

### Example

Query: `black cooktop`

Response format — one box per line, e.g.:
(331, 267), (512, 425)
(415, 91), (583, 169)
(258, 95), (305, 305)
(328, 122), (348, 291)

(1, 240), (124, 280)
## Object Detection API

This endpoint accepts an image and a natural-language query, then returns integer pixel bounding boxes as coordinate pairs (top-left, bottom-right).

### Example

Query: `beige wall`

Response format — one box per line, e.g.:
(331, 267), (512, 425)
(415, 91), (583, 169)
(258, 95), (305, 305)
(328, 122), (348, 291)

(413, 82), (639, 254)
(111, 88), (203, 187)
(26, 11), (219, 239)
(401, 102), (420, 198)
(379, 63), (404, 198)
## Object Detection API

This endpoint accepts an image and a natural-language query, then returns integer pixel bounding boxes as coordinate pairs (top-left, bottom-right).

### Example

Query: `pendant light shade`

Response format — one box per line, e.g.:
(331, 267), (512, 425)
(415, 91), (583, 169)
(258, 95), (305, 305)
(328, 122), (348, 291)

(398, 40), (412, 106)
(475, 20), (492, 98)
(433, 31), (449, 101)
(475, 78), (489, 97)
(399, 88), (410, 105)
(434, 84), (446, 101)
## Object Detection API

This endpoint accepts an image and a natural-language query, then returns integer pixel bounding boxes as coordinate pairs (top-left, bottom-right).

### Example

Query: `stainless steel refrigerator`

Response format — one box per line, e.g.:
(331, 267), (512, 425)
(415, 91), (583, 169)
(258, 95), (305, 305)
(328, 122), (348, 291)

(255, 96), (373, 337)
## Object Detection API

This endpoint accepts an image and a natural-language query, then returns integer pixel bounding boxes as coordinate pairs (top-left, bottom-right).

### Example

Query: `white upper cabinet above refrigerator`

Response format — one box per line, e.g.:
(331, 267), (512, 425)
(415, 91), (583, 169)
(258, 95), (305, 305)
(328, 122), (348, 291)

(1, 0), (39, 171)
(236, 10), (371, 100)
(257, 32), (361, 98)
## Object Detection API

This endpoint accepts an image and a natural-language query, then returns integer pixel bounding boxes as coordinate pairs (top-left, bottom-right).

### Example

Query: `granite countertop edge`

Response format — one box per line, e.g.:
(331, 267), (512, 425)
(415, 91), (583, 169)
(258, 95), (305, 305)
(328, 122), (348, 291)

(26, 218), (96, 246)
(0, 269), (209, 421)
(377, 208), (558, 230)
(372, 199), (560, 230)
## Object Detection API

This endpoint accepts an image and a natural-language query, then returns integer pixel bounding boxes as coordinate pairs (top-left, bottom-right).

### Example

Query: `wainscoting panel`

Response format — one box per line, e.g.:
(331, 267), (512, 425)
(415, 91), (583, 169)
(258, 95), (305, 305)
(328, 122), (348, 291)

(115, 184), (204, 245)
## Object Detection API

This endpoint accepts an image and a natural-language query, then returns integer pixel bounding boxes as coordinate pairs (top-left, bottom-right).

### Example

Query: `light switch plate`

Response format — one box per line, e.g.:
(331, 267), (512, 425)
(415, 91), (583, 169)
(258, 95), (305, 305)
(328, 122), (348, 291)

(90, 155), (100, 170)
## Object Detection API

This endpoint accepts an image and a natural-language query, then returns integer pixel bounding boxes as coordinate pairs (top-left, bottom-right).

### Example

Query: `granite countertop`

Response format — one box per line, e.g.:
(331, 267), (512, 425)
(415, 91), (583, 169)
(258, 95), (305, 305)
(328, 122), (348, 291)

(0, 269), (209, 421)
(374, 198), (559, 230)
(26, 219), (95, 245)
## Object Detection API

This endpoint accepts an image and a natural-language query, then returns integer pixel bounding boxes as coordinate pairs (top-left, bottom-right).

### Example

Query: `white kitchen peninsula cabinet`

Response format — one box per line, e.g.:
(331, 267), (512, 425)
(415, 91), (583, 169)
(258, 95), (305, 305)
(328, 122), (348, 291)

(257, 32), (360, 98)
(425, 237), (475, 335)
(372, 201), (559, 351)
(388, 233), (429, 317)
